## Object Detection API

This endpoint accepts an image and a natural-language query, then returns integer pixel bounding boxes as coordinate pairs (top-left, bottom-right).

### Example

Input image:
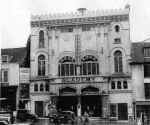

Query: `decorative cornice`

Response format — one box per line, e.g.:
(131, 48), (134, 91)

(31, 8), (129, 27)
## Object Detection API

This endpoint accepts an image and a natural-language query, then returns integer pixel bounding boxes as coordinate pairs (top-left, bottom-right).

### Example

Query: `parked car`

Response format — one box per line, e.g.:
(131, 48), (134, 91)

(0, 111), (13, 124)
(0, 120), (9, 125)
(55, 111), (76, 125)
(16, 109), (38, 122)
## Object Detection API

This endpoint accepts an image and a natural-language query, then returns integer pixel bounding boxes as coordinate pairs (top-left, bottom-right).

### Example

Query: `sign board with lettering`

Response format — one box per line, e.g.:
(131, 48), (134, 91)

(20, 68), (30, 83)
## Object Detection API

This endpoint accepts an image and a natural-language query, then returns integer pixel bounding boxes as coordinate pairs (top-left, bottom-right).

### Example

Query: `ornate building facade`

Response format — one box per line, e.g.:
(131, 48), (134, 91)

(30, 6), (133, 120)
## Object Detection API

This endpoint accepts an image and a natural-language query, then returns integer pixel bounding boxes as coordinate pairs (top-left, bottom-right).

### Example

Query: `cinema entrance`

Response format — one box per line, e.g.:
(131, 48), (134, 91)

(81, 86), (102, 117)
(57, 87), (78, 115)
(57, 86), (102, 117)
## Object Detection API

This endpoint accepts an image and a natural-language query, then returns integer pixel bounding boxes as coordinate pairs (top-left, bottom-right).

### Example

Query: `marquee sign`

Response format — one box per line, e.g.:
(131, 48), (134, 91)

(62, 76), (98, 83)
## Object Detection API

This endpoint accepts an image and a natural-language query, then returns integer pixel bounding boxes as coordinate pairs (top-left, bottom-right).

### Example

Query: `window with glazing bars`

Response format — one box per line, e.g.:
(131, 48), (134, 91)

(58, 56), (76, 76)
(38, 55), (46, 76)
(80, 55), (99, 75)
(114, 51), (123, 73)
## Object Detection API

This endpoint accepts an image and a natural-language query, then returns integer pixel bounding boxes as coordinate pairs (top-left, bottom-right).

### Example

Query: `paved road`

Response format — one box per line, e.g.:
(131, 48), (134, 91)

(33, 119), (133, 125)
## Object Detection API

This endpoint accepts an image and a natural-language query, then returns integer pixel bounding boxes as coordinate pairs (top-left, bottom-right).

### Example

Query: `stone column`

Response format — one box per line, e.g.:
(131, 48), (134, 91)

(102, 95), (109, 118)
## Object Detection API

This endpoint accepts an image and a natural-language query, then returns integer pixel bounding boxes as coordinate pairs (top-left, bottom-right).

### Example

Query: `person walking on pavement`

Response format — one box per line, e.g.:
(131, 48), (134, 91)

(83, 111), (89, 125)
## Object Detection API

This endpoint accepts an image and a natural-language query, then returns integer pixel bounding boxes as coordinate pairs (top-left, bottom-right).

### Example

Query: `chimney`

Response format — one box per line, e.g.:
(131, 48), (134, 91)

(77, 8), (87, 15)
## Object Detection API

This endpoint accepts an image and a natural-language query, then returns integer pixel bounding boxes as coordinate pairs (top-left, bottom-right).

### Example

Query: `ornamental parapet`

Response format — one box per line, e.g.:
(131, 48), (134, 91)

(31, 8), (129, 27)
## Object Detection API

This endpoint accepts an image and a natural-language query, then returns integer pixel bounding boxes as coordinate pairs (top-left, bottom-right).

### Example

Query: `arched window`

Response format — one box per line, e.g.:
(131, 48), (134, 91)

(40, 84), (44, 91)
(34, 84), (38, 92)
(115, 25), (120, 32)
(45, 83), (49, 92)
(38, 55), (46, 76)
(58, 56), (76, 76)
(39, 30), (44, 48)
(114, 51), (123, 73)
(117, 81), (122, 89)
(81, 55), (99, 75)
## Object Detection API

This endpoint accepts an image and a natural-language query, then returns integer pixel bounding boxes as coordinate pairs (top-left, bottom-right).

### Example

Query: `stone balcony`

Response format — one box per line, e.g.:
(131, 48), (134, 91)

(30, 74), (108, 84)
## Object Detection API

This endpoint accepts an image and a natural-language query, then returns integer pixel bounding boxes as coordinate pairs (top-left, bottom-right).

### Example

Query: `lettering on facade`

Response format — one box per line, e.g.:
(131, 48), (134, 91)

(62, 76), (96, 83)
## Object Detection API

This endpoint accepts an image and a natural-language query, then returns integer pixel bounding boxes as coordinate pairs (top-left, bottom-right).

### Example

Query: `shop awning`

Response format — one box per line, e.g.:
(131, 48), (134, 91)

(136, 101), (150, 105)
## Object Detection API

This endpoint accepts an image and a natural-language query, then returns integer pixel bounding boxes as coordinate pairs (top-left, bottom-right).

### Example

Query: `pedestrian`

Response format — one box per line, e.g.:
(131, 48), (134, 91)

(83, 111), (89, 125)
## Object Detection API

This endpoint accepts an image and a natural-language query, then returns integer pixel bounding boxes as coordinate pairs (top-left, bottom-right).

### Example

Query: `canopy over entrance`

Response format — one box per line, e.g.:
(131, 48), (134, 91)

(59, 87), (77, 96)
(81, 86), (99, 95)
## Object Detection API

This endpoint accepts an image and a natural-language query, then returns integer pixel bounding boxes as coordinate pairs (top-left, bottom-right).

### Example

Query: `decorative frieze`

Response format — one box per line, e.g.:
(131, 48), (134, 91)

(31, 8), (129, 28)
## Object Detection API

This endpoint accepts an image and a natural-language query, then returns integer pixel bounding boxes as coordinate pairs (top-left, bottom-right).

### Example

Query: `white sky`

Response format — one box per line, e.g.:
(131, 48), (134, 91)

(1, 0), (150, 48)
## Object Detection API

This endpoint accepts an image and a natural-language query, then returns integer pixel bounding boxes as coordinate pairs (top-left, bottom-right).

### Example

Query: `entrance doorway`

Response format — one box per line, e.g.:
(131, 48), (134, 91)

(81, 86), (101, 117)
(57, 96), (78, 114)
(81, 95), (102, 117)
(57, 87), (77, 114)
(35, 101), (43, 117)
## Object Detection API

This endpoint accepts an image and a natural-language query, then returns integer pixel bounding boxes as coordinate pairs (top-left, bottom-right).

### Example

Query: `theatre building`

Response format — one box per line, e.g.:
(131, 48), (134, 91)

(30, 6), (133, 120)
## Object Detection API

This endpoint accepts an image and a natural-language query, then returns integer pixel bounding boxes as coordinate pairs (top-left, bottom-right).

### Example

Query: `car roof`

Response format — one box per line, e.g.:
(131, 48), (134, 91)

(61, 111), (74, 114)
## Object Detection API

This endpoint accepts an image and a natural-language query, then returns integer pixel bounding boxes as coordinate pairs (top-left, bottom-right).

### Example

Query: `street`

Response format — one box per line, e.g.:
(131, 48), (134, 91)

(32, 119), (132, 125)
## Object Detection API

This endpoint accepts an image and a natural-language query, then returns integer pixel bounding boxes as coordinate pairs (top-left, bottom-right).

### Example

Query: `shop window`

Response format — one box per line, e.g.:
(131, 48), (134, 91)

(118, 103), (128, 120)
(114, 51), (123, 73)
(38, 55), (46, 76)
(123, 81), (128, 89)
(114, 38), (121, 44)
(40, 84), (44, 91)
(81, 55), (99, 75)
(34, 84), (38, 92)
(115, 25), (120, 32)
(111, 81), (116, 89)
(117, 81), (122, 89)
(39, 30), (44, 48)
(144, 64), (150, 77)
(110, 104), (117, 117)
(144, 83), (150, 99)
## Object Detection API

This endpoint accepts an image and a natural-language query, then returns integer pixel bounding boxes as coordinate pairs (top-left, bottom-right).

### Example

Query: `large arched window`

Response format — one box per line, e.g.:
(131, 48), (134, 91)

(58, 56), (76, 76)
(38, 55), (46, 76)
(114, 51), (123, 73)
(39, 30), (44, 48)
(81, 55), (99, 75)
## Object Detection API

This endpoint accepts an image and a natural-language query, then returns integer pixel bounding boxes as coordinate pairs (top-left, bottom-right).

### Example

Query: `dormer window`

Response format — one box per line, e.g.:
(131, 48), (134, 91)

(115, 25), (120, 32)
(2, 55), (8, 63)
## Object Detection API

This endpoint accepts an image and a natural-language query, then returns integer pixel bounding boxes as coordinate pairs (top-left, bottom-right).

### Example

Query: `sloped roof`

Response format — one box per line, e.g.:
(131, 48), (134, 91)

(131, 42), (144, 64)
(1, 47), (27, 65)
(131, 40), (150, 64)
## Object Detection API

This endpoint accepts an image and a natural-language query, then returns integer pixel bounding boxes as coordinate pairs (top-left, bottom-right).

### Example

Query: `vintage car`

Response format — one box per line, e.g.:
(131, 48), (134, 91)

(0, 111), (13, 124)
(54, 111), (76, 125)
(16, 109), (38, 122)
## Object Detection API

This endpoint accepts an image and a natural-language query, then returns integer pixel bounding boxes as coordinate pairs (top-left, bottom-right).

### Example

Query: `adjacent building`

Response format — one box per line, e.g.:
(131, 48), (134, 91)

(0, 45), (30, 111)
(131, 39), (150, 120)
(29, 6), (132, 121)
